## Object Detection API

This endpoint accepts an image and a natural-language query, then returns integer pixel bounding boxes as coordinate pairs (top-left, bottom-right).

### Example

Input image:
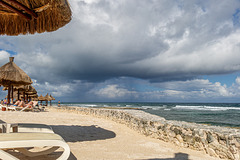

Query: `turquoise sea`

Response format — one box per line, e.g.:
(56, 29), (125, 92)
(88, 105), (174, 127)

(52, 102), (240, 128)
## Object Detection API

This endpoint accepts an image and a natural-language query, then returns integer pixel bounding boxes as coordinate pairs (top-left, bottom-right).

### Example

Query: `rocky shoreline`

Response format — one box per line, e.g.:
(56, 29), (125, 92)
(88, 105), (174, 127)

(49, 106), (240, 160)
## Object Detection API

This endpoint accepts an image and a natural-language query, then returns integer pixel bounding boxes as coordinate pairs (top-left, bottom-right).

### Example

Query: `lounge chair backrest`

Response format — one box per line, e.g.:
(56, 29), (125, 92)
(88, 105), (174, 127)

(32, 101), (38, 107)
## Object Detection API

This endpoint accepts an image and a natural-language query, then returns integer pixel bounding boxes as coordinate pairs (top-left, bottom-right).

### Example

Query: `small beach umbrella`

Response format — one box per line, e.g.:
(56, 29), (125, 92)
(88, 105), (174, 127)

(14, 85), (28, 100)
(38, 94), (46, 105)
(44, 93), (52, 106)
(50, 94), (55, 101)
(3, 84), (35, 101)
(0, 0), (72, 36)
(49, 94), (55, 106)
(38, 94), (46, 101)
(25, 85), (37, 101)
(29, 93), (38, 98)
(28, 93), (38, 101)
(0, 57), (32, 104)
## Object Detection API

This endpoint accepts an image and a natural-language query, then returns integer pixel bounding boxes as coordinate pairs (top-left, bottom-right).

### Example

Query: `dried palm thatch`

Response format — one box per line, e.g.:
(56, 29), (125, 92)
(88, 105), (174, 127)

(0, 0), (72, 36)
(50, 94), (55, 100)
(49, 94), (54, 106)
(44, 93), (52, 106)
(28, 93), (38, 98)
(44, 93), (52, 101)
(14, 85), (29, 93)
(0, 57), (32, 104)
(0, 57), (32, 86)
(25, 85), (37, 95)
(3, 84), (30, 91)
(38, 94), (46, 101)
(3, 85), (35, 100)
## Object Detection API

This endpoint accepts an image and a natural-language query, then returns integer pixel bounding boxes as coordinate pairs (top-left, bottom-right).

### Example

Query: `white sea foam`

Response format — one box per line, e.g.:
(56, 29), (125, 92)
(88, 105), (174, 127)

(83, 104), (98, 107)
(142, 106), (165, 110)
(174, 105), (240, 111)
(141, 106), (153, 109)
(164, 109), (171, 111)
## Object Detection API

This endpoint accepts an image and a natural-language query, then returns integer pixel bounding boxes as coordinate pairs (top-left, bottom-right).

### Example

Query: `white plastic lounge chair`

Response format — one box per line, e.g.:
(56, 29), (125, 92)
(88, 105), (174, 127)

(0, 123), (18, 133)
(14, 104), (33, 112)
(0, 132), (70, 160)
(0, 104), (16, 111)
(7, 106), (17, 111)
(32, 101), (45, 111)
(1, 123), (55, 134)
(18, 101), (41, 112)
(0, 103), (16, 111)
(0, 104), (8, 111)
(0, 123), (54, 133)
(17, 123), (54, 133)
(20, 105), (33, 112)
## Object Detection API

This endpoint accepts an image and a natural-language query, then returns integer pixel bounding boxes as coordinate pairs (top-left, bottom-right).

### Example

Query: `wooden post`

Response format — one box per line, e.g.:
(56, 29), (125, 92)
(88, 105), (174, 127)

(7, 84), (11, 104)
(23, 92), (26, 102)
(17, 89), (20, 100)
(11, 85), (13, 103)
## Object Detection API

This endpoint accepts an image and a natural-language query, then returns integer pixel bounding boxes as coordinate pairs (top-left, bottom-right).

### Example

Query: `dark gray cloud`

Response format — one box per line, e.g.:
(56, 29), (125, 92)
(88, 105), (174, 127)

(1, 0), (240, 101)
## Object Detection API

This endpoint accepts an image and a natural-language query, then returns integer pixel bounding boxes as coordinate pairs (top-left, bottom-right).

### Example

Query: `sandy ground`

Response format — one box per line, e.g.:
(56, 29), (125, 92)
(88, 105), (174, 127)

(0, 108), (220, 160)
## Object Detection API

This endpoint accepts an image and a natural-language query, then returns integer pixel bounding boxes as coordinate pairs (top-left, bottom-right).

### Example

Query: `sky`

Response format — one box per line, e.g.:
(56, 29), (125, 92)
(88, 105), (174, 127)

(1, 0), (240, 103)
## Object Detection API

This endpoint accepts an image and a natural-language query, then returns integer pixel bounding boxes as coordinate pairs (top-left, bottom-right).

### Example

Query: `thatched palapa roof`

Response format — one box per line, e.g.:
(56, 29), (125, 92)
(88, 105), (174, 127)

(44, 93), (52, 101)
(32, 94), (38, 97)
(38, 94), (46, 101)
(50, 94), (55, 100)
(0, 0), (72, 36)
(25, 85), (37, 95)
(0, 57), (32, 86)
(2, 84), (34, 92)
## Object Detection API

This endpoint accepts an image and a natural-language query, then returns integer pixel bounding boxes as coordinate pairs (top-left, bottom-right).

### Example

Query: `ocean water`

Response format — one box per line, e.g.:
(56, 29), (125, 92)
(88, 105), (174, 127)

(52, 102), (240, 128)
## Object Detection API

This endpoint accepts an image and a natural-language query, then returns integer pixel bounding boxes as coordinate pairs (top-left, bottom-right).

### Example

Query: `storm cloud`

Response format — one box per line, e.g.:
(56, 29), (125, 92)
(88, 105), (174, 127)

(1, 0), (240, 102)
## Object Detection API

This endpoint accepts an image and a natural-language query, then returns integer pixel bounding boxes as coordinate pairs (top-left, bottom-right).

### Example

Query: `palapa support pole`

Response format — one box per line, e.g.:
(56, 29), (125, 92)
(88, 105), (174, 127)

(17, 89), (20, 100)
(23, 91), (26, 102)
(11, 85), (13, 103)
(7, 84), (11, 105)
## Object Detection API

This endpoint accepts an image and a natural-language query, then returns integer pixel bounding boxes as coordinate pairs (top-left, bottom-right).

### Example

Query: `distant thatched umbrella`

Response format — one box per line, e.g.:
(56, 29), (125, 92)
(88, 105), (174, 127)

(50, 94), (55, 101)
(0, 57), (32, 104)
(28, 93), (38, 102)
(14, 85), (28, 100)
(3, 84), (36, 101)
(38, 94), (46, 101)
(44, 93), (52, 101)
(29, 93), (38, 98)
(38, 94), (46, 105)
(31, 94), (38, 101)
(25, 85), (37, 101)
(44, 93), (52, 106)
(49, 94), (55, 106)
(0, 0), (72, 36)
